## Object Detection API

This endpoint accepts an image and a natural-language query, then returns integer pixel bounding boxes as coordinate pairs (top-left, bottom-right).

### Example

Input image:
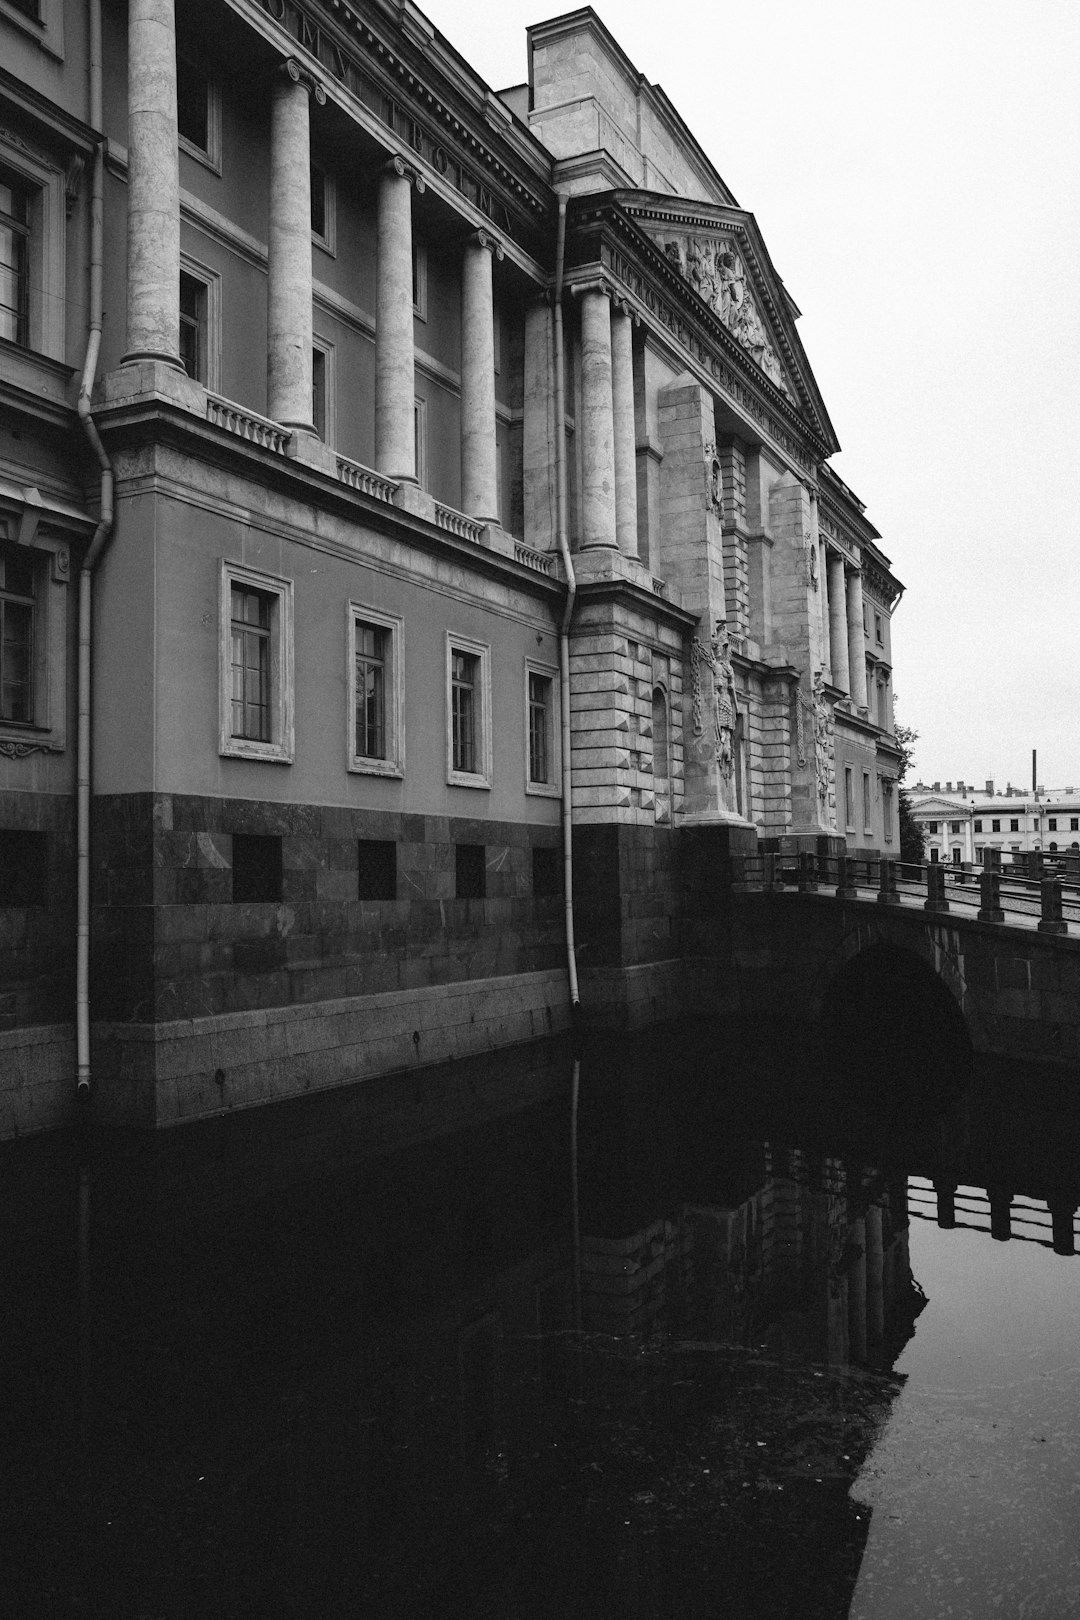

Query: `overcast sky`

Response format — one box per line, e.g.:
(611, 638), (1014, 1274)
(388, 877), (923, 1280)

(421, 0), (1080, 792)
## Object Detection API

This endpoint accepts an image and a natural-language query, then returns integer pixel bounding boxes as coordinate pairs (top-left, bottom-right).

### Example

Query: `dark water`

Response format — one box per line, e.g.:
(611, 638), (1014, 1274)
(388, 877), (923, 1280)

(3, 1026), (1079, 1618)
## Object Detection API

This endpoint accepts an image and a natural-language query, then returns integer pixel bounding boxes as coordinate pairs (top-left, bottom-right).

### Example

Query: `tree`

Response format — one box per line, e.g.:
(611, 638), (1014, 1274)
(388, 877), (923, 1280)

(893, 716), (925, 865)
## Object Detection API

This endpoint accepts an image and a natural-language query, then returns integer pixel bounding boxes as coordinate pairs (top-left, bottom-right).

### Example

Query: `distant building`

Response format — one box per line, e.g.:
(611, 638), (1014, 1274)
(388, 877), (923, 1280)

(909, 782), (1080, 863)
(2, 1), (903, 1132)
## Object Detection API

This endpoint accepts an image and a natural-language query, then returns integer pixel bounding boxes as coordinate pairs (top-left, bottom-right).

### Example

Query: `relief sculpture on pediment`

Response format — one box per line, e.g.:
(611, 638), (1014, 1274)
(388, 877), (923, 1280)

(662, 233), (792, 400)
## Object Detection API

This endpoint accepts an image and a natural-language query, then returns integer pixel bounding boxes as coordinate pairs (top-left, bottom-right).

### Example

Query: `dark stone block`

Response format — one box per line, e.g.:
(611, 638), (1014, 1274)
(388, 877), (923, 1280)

(234, 937), (289, 975)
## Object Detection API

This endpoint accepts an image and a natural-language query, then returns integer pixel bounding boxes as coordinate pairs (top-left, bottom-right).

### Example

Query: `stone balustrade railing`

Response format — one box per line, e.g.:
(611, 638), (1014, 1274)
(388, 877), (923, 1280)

(335, 455), (399, 505)
(434, 503), (485, 544)
(206, 394), (291, 455)
(514, 541), (554, 575)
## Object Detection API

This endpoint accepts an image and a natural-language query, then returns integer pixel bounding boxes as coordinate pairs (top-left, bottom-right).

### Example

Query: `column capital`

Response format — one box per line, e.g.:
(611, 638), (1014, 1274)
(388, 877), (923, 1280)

(381, 153), (425, 193)
(568, 275), (616, 303)
(279, 57), (326, 103)
(467, 228), (504, 261)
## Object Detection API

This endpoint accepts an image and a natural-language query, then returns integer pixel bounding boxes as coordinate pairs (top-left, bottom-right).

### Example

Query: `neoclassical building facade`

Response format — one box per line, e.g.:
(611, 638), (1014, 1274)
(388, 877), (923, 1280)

(1, 1), (903, 1129)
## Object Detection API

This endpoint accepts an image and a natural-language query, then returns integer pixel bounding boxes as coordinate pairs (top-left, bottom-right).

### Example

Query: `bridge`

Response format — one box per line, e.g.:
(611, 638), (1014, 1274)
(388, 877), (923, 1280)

(723, 851), (1080, 1078)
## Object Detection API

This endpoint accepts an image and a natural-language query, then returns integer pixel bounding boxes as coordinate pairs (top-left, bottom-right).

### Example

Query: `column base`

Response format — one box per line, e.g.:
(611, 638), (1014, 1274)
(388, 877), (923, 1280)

(392, 480), (437, 523)
(101, 360), (206, 415)
(284, 431), (338, 475)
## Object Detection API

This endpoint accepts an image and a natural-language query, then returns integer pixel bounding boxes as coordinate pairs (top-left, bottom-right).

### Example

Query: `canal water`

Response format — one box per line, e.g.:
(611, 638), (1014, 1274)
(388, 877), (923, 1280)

(3, 1024), (1079, 1618)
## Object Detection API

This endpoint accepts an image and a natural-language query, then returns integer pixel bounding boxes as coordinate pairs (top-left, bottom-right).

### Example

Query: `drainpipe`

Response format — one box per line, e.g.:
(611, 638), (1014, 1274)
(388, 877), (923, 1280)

(553, 194), (580, 1016)
(75, 0), (114, 1096)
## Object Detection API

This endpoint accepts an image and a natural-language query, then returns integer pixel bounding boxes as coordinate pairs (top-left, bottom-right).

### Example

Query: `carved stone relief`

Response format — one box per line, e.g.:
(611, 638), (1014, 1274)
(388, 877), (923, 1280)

(661, 232), (792, 400)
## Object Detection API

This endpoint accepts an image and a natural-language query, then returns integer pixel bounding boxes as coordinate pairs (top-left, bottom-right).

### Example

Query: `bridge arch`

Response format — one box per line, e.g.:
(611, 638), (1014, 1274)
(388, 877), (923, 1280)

(814, 930), (975, 1101)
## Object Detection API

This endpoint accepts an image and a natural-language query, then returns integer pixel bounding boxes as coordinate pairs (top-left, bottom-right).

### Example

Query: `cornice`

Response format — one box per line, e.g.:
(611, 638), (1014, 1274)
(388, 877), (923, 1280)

(568, 205), (830, 473)
(225, 0), (554, 248)
(90, 395), (562, 602)
(0, 64), (98, 151)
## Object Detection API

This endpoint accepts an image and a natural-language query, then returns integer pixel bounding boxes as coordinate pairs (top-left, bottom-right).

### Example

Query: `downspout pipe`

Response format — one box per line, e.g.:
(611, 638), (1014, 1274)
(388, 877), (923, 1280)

(75, 0), (113, 1097)
(553, 195), (580, 1018)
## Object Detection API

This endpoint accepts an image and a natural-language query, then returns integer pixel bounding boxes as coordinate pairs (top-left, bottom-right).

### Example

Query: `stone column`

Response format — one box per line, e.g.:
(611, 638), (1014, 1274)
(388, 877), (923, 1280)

(375, 158), (421, 481)
(578, 286), (617, 550)
(610, 301), (638, 557)
(460, 230), (502, 524)
(267, 61), (323, 432)
(523, 297), (558, 551)
(826, 550), (849, 694)
(846, 567), (869, 711)
(124, 0), (181, 365)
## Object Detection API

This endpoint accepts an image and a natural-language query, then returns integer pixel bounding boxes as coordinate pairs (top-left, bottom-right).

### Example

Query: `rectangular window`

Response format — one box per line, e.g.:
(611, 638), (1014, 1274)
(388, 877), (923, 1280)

(357, 839), (396, 901)
(927, 821), (939, 835)
(176, 49), (219, 168)
(950, 821), (961, 835)
(874, 612), (883, 645)
(446, 635), (491, 788)
(1049, 818), (1058, 831)
(411, 239), (426, 318)
(230, 586), (271, 742)
(862, 771), (872, 832)
(219, 563), (294, 763)
(179, 270), (206, 383)
(844, 766), (854, 830)
(348, 605), (403, 778)
(992, 819), (1001, 832)
(0, 543), (35, 723)
(532, 845), (560, 898)
(974, 819), (982, 832)
(231, 833), (282, 903)
(414, 396), (427, 489)
(0, 829), (47, 906)
(1072, 818), (1079, 832)
(0, 169), (30, 346)
(876, 680), (888, 729)
(1010, 819), (1019, 832)
(312, 344), (326, 439)
(456, 843), (485, 900)
(526, 665), (558, 794)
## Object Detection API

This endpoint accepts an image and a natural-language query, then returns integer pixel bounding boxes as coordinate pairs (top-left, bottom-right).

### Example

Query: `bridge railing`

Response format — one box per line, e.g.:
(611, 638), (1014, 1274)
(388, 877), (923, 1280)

(732, 850), (1077, 935)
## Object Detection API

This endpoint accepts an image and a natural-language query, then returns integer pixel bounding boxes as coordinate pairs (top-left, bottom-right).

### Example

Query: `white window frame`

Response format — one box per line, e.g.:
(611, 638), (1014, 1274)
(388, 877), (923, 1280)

(219, 561), (294, 764)
(176, 46), (222, 174)
(446, 633), (491, 790)
(524, 657), (559, 797)
(178, 253), (221, 391)
(0, 517), (70, 754)
(310, 159), (335, 255)
(0, 137), (65, 359)
(312, 332), (335, 446)
(862, 769), (873, 835)
(844, 765), (855, 832)
(347, 602), (404, 779)
(411, 238), (427, 320)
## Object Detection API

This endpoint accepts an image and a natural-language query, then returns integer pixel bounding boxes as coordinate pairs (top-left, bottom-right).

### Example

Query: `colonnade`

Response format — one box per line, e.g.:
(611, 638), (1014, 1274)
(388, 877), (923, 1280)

(578, 284), (639, 556)
(823, 545), (868, 710)
(122, 0), (503, 517)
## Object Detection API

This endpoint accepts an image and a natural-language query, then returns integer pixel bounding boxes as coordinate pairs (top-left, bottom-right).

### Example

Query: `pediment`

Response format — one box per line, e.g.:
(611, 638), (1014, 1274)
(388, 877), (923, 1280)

(913, 797), (969, 816)
(613, 193), (838, 449)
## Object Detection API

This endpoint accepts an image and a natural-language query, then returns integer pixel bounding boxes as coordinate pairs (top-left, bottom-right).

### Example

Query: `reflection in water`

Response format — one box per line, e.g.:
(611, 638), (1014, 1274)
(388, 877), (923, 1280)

(1, 1027), (1078, 1617)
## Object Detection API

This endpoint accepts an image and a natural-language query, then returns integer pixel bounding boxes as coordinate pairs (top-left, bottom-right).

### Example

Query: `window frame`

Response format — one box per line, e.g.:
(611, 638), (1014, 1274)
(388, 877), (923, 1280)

(0, 142), (65, 359)
(0, 0), (64, 59)
(176, 45), (222, 174)
(524, 658), (559, 798)
(445, 633), (492, 790)
(218, 561), (294, 764)
(844, 765), (855, 832)
(411, 238), (427, 320)
(862, 769), (873, 835)
(414, 394), (427, 490)
(309, 158), (335, 254)
(312, 332), (335, 446)
(0, 525), (70, 754)
(178, 254), (221, 391)
(881, 778), (894, 845)
(347, 601), (404, 779)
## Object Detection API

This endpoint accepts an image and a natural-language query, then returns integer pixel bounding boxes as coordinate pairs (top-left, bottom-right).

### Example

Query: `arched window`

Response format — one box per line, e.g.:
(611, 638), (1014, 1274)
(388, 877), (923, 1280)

(652, 687), (670, 823)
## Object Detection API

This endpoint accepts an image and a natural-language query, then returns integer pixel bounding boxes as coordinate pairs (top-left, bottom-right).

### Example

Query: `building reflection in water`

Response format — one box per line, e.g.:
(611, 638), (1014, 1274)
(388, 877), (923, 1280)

(1, 1029), (1077, 1617)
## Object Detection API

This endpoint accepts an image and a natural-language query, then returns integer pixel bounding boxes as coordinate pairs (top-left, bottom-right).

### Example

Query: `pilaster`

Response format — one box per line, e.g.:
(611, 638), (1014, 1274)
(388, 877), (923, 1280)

(846, 567), (869, 713)
(767, 471), (832, 834)
(610, 301), (639, 558)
